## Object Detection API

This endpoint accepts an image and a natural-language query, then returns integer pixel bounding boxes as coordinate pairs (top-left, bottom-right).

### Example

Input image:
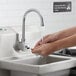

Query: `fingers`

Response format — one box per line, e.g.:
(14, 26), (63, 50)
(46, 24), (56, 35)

(40, 34), (50, 44)
(34, 34), (50, 48)
(32, 43), (55, 56)
(41, 36), (52, 44)
(34, 39), (42, 48)
(32, 45), (42, 54)
(33, 33), (58, 54)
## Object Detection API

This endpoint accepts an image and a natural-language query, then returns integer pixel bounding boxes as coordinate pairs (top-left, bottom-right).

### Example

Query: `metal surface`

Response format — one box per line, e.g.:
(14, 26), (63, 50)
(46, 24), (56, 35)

(14, 9), (44, 52)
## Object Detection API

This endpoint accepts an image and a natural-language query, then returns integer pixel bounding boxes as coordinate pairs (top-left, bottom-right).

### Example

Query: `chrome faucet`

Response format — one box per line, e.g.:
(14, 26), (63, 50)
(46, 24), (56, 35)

(14, 9), (44, 52)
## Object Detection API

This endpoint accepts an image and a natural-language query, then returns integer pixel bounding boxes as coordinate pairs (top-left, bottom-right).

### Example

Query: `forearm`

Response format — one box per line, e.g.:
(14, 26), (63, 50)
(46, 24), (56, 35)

(53, 34), (76, 51)
(55, 26), (76, 40)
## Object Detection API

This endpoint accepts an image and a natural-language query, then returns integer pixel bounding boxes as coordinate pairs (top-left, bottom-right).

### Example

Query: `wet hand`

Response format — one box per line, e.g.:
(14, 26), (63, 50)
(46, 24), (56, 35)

(32, 43), (57, 56)
(34, 33), (58, 48)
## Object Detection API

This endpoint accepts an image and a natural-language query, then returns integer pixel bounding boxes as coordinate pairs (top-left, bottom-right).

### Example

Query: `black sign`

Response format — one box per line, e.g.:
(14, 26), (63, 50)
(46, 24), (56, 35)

(53, 1), (72, 12)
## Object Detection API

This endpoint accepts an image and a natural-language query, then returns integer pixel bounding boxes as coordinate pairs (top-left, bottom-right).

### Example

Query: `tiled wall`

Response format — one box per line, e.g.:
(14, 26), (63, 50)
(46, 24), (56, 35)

(0, 0), (76, 33)
(0, 0), (47, 26)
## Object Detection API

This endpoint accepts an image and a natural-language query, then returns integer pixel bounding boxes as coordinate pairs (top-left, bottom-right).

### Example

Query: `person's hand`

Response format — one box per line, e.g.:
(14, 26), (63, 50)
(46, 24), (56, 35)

(34, 33), (58, 48)
(32, 33), (59, 56)
(32, 42), (57, 56)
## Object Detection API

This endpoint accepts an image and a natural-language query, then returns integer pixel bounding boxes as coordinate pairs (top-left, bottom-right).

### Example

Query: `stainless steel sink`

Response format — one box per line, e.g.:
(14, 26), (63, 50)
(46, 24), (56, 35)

(0, 55), (75, 76)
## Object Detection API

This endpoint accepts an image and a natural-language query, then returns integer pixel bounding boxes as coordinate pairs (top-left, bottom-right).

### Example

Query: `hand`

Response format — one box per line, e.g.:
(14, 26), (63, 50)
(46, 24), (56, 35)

(32, 42), (57, 56)
(32, 33), (59, 56)
(34, 33), (58, 48)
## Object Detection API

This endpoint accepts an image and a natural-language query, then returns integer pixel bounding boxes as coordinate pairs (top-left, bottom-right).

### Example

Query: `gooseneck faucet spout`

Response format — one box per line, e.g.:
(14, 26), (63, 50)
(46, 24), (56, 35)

(14, 9), (44, 52)
(22, 9), (44, 43)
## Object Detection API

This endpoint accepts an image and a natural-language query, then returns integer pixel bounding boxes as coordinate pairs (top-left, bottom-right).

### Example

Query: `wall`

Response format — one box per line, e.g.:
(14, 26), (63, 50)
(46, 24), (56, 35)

(0, 0), (76, 33)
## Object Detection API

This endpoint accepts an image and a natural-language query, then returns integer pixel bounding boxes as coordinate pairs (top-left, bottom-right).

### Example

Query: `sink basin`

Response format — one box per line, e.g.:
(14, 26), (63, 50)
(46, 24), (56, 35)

(0, 55), (75, 76)
(10, 56), (69, 65)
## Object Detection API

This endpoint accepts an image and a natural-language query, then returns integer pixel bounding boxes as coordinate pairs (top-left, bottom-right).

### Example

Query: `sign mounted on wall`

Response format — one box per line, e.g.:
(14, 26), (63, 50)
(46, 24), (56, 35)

(53, 1), (72, 13)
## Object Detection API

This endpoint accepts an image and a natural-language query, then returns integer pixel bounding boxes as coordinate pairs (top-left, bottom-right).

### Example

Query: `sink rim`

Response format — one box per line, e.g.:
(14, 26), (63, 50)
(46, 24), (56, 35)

(0, 55), (71, 66)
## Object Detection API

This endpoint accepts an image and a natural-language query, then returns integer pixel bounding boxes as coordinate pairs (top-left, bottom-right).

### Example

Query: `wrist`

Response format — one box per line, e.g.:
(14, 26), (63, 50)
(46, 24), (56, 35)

(51, 39), (66, 51)
(51, 32), (63, 41)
